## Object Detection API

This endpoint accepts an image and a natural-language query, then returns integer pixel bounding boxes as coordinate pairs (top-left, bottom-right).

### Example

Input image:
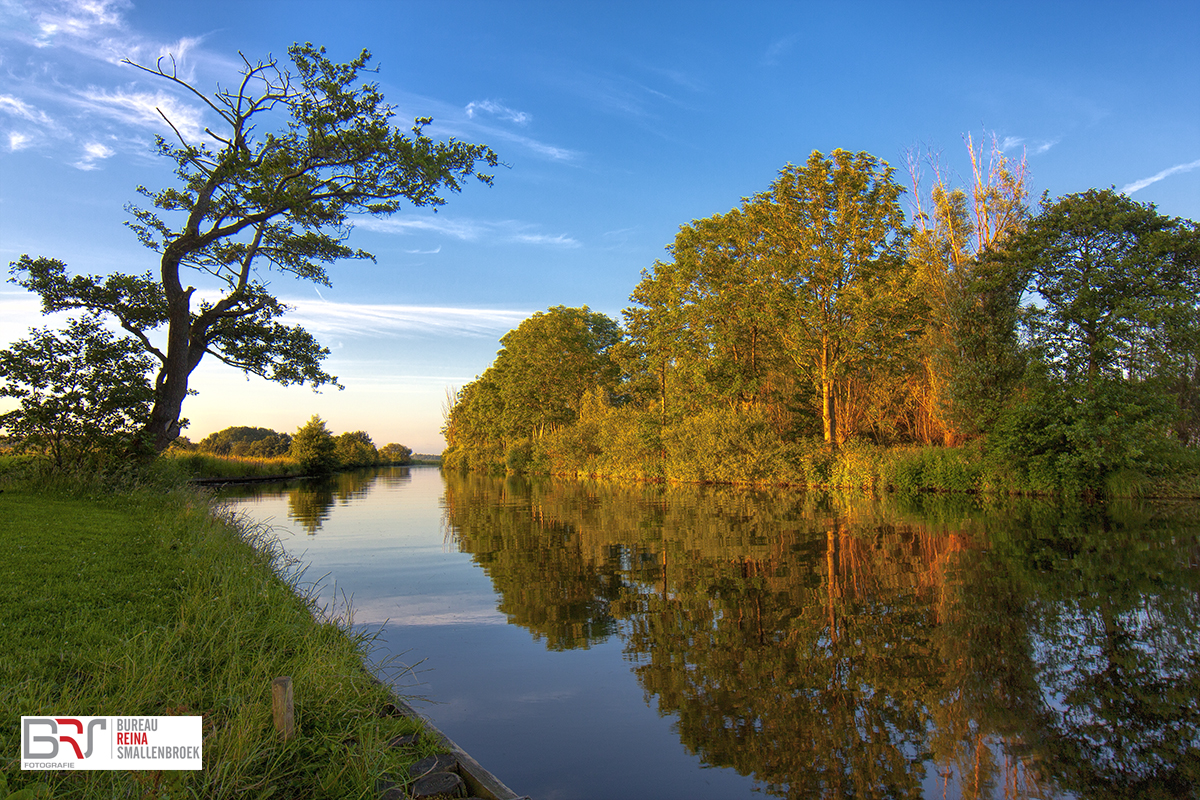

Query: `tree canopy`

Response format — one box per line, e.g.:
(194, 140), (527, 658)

(289, 414), (338, 475)
(0, 316), (155, 465)
(335, 430), (378, 468)
(10, 43), (498, 454)
(197, 425), (291, 457)
(989, 189), (1200, 481)
(749, 150), (913, 444)
(443, 306), (623, 471)
(626, 150), (913, 445)
(443, 146), (1198, 493)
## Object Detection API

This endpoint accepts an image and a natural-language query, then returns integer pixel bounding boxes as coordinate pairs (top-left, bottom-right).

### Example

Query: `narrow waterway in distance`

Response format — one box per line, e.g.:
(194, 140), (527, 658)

(220, 466), (1200, 799)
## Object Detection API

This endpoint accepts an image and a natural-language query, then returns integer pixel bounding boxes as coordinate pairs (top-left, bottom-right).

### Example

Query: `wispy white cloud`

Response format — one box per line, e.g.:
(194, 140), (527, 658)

(353, 215), (580, 247)
(0, 95), (55, 125)
(1122, 158), (1200, 194)
(510, 232), (580, 247)
(5, 0), (139, 64)
(280, 298), (532, 339)
(354, 215), (485, 241)
(498, 131), (575, 161)
(31, 0), (129, 44)
(0, 2), (228, 173)
(74, 87), (207, 141)
(3, 0), (230, 75)
(641, 64), (704, 93)
(72, 140), (115, 169)
(8, 131), (33, 151)
(999, 135), (1059, 155)
(428, 98), (574, 160)
(465, 99), (531, 125)
(404, 245), (442, 255)
(156, 35), (203, 67)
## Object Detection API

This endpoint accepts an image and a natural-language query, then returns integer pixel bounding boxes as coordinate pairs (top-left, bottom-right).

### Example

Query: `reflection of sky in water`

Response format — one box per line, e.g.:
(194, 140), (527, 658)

(228, 468), (504, 627)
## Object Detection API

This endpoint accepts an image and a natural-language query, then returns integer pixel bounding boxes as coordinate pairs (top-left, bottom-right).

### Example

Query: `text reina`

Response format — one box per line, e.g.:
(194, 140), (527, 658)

(116, 731), (149, 745)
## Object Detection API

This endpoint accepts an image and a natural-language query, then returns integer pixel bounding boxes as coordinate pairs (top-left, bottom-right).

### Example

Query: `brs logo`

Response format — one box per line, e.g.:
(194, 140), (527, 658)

(23, 718), (107, 760)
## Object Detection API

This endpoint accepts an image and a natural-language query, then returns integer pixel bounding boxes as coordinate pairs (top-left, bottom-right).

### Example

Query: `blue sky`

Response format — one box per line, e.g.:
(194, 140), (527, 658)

(1, 0), (1198, 452)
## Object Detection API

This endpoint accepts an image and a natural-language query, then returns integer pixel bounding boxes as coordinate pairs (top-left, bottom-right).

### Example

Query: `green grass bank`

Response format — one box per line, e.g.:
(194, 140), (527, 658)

(0, 465), (439, 799)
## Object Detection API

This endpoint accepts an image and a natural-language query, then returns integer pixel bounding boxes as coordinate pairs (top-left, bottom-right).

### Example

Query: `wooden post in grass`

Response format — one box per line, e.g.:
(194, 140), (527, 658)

(272, 676), (295, 740)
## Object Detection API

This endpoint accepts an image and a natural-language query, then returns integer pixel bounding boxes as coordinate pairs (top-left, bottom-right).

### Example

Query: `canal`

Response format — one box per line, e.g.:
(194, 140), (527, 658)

(221, 466), (1200, 799)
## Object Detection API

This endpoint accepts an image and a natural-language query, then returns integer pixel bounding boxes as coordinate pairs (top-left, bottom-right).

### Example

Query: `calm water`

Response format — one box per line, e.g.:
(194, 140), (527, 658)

(221, 467), (1200, 799)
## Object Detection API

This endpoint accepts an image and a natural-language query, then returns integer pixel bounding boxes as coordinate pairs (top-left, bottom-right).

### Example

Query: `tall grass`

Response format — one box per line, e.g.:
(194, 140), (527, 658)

(0, 467), (441, 799)
(165, 451), (305, 480)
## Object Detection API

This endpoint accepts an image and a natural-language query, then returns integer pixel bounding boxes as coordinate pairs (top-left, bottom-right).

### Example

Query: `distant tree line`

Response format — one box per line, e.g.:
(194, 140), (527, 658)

(170, 417), (412, 475)
(444, 142), (1199, 494)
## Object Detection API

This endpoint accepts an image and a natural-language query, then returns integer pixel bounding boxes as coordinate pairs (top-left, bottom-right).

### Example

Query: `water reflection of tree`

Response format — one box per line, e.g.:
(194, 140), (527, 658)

(990, 505), (1200, 798)
(440, 472), (1200, 797)
(447, 473), (626, 649)
(287, 469), (377, 534)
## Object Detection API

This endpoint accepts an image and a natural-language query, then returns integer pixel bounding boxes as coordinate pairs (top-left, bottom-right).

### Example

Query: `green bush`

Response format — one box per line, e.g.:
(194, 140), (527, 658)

(829, 439), (884, 490)
(335, 430), (379, 468)
(659, 406), (790, 484)
(290, 415), (338, 475)
(505, 437), (535, 473)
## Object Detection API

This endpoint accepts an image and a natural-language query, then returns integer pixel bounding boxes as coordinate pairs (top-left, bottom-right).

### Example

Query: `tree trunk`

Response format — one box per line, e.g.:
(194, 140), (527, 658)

(138, 263), (197, 454)
(821, 337), (837, 446)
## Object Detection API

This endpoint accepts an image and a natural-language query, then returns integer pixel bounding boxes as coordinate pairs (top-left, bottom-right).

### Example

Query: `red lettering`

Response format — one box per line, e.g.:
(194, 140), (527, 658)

(59, 735), (84, 759)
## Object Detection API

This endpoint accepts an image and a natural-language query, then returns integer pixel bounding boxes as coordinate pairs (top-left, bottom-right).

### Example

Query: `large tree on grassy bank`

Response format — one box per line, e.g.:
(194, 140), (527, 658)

(10, 43), (497, 455)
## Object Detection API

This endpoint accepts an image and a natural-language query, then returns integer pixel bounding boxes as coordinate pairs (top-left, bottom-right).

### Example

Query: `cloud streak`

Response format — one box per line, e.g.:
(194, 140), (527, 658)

(281, 299), (532, 339)
(1, 289), (529, 348)
(999, 135), (1059, 155)
(0, 94), (55, 125)
(1122, 158), (1200, 194)
(465, 99), (531, 125)
(74, 87), (208, 141)
(353, 215), (580, 247)
(762, 34), (800, 67)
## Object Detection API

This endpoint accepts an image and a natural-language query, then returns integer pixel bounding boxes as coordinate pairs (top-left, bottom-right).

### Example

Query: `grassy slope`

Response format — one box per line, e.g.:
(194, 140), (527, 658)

(0, 481), (439, 799)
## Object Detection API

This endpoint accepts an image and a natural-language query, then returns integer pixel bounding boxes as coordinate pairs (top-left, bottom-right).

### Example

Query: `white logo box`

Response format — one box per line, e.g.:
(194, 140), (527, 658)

(21, 716), (203, 770)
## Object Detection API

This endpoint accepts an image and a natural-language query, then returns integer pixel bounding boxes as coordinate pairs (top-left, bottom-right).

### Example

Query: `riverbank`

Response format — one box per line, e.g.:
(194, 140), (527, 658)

(449, 428), (1200, 499)
(164, 452), (437, 483)
(0, 467), (442, 798)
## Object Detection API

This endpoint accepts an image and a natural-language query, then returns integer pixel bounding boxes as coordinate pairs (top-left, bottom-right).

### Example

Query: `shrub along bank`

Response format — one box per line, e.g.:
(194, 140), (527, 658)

(446, 405), (1200, 499)
(164, 418), (414, 481)
(0, 464), (440, 799)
